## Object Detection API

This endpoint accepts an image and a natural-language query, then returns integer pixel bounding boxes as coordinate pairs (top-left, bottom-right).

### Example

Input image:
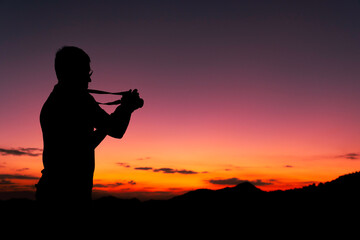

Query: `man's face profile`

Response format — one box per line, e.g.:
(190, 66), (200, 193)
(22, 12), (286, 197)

(74, 63), (92, 90)
(55, 46), (92, 90)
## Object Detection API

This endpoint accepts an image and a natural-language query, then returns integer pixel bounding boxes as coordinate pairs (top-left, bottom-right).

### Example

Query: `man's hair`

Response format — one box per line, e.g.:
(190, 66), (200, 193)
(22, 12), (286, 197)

(54, 46), (90, 81)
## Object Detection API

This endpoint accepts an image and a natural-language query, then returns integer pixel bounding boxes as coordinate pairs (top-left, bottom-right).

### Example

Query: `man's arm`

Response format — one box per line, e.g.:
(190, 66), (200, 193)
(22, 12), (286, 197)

(91, 89), (143, 146)
(106, 104), (133, 139)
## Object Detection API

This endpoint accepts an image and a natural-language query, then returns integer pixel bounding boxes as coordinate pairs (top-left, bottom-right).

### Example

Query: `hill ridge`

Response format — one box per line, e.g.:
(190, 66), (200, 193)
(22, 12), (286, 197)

(2, 171), (360, 220)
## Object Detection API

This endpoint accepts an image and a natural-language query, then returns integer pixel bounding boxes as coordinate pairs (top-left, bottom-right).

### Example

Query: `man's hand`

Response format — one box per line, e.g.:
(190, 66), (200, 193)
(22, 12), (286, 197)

(120, 89), (144, 112)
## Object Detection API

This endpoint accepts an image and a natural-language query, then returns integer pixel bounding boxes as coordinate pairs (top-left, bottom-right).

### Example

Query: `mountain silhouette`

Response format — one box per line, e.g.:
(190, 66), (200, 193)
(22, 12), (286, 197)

(160, 171), (360, 224)
(171, 171), (360, 204)
(170, 181), (264, 203)
(2, 171), (360, 229)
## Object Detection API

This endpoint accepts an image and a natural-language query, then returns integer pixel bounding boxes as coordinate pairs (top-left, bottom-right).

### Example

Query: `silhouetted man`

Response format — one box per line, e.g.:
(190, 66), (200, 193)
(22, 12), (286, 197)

(36, 46), (143, 210)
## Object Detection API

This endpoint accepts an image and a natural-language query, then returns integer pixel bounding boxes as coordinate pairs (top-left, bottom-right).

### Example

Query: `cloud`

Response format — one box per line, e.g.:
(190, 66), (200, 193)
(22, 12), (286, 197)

(208, 178), (243, 185)
(153, 168), (198, 174)
(128, 180), (136, 185)
(0, 147), (42, 157)
(208, 177), (273, 186)
(116, 162), (131, 168)
(176, 169), (198, 175)
(0, 179), (14, 185)
(0, 174), (38, 180)
(0, 175), (36, 192)
(153, 168), (176, 174)
(250, 179), (274, 186)
(285, 165), (293, 168)
(337, 153), (360, 160)
(136, 157), (151, 160)
(93, 180), (137, 188)
(0, 174), (38, 191)
(16, 168), (30, 172)
(93, 182), (124, 188)
(135, 167), (198, 174)
(134, 167), (153, 171)
(134, 166), (200, 174)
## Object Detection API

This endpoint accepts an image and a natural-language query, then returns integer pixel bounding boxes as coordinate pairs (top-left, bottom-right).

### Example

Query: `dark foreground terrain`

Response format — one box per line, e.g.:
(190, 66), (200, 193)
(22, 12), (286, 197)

(2, 171), (360, 232)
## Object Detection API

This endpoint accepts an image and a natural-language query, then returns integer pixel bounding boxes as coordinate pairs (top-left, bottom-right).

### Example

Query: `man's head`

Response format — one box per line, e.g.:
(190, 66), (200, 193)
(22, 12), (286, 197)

(55, 46), (92, 89)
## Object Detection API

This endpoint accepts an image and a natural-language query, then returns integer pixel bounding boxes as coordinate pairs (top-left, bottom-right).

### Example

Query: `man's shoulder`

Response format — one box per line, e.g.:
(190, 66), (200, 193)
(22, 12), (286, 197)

(42, 86), (99, 110)
(84, 91), (98, 106)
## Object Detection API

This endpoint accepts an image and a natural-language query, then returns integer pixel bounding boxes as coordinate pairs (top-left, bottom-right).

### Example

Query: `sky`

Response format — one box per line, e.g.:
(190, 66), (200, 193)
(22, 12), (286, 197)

(1, 0), (360, 200)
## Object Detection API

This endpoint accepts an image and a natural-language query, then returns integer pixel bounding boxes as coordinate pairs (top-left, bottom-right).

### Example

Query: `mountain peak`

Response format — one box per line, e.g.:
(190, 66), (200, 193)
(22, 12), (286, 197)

(234, 181), (261, 191)
(215, 181), (263, 195)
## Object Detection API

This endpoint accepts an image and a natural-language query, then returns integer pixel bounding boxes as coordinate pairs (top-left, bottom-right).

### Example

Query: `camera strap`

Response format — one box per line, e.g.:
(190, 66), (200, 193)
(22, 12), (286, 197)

(88, 89), (129, 105)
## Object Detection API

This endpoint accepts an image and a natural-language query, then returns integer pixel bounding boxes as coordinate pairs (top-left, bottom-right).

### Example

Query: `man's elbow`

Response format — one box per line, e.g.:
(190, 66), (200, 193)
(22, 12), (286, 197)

(108, 129), (126, 139)
(107, 119), (130, 139)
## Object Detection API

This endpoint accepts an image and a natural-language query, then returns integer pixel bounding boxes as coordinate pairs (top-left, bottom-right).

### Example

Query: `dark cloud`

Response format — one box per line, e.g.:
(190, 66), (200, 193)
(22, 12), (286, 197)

(153, 168), (176, 174)
(93, 184), (108, 188)
(93, 180), (137, 188)
(208, 178), (243, 185)
(136, 157), (151, 160)
(0, 179), (14, 185)
(0, 174), (36, 193)
(16, 168), (30, 172)
(153, 168), (198, 174)
(128, 180), (136, 185)
(176, 169), (198, 175)
(301, 181), (317, 185)
(0, 174), (38, 180)
(0, 147), (42, 157)
(116, 162), (131, 168)
(250, 179), (274, 186)
(285, 165), (293, 168)
(134, 167), (153, 171)
(208, 178), (273, 186)
(337, 153), (360, 160)
(93, 182), (124, 188)
(134, 166), (200, 174)
(168, 187), (183, 191)
(107, 182), (124, 187)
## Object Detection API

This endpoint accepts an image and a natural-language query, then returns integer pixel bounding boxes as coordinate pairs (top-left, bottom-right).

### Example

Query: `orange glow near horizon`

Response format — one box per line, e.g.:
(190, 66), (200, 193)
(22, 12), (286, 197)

(2, 135), (359, 201)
